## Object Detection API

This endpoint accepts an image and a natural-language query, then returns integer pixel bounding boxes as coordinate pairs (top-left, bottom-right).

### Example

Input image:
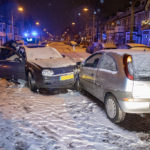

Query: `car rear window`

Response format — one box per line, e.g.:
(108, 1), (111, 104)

(131, 54), (150, 80)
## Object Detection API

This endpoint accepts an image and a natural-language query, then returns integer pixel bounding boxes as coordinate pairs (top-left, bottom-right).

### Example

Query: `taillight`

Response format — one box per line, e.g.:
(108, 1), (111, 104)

(123, 54), (134, 80)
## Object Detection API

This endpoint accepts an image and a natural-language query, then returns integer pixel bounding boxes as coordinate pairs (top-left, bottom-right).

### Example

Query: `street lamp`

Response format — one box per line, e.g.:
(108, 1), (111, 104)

(83, 8), (89, 12)
(35, 22), (40, 26)
(82, 8), (96, 42)
(72, 22), (76, 26)
(18, 6), (24, 12)
(11, 6), (24, 40)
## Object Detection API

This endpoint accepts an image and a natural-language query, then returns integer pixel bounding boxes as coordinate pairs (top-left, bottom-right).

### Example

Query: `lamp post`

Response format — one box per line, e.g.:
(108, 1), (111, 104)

(35, 21), (42, 41)
(83, 8), (96, 42)
(12, 6), (24, 40)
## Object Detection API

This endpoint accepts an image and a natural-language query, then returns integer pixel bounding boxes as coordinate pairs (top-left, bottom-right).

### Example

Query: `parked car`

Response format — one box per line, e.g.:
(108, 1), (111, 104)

(123, 43), (150, 50)
(86, 42), (117, 54)
(0, 45), (75, 91)
(75, 49), (150, 123)
(101, 42), (117, 49)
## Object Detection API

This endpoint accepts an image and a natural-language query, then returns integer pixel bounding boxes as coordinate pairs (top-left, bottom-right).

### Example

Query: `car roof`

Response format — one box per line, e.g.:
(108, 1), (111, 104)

(126, 43), (147, 47)
(95, 49), (150, 56)
(102, 42), (117, 49)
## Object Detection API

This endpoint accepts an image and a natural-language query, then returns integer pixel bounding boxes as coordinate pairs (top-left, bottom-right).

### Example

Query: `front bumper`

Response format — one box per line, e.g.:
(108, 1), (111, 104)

(119, 100), (150, 113)
(36, 73), (75, 89)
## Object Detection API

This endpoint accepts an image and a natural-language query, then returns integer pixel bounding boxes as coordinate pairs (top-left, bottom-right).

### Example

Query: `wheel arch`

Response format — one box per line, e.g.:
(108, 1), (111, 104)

(26, 67), (35, 80)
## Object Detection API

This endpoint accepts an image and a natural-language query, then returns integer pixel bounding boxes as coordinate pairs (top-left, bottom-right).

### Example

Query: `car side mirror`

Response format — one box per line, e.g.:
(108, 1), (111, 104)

(76, 61), (81, 66)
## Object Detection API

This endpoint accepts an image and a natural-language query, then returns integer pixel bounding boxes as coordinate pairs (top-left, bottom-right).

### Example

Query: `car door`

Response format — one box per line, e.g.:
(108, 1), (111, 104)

(94, 54), (118, 101)
(0, 47), (26, 80)
(79, 53), (102, 95)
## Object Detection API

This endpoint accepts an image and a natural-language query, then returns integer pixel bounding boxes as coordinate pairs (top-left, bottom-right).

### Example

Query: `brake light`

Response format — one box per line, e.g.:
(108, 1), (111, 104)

(127, 56), (132, 63)
(123, 55), (134, 80)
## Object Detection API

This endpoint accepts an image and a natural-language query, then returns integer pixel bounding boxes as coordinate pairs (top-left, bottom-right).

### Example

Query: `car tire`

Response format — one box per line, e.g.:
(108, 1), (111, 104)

(28, 72), (37, 92)
(105, 94), (126, 123)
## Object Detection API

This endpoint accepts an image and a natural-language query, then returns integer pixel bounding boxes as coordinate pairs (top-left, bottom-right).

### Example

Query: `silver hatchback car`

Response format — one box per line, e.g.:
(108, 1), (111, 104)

(76, 49), (150, 123)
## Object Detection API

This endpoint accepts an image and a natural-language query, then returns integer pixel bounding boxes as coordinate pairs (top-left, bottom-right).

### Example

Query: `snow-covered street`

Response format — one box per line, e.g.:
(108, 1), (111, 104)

(0, 79), (150, 150)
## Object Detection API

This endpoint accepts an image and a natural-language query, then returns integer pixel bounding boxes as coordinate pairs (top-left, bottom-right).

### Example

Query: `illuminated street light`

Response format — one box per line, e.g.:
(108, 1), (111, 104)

(18, 6), (24, 12)
(36, 22), (40, 26)
(72, 22), (76, 26)
(83, 8), (89, 12)
(82, 7), (97, 42)
(12, 6), (24, 40)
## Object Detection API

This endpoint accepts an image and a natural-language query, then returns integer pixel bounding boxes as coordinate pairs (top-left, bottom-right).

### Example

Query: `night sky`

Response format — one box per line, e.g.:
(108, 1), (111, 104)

(17, 0), (130, 35)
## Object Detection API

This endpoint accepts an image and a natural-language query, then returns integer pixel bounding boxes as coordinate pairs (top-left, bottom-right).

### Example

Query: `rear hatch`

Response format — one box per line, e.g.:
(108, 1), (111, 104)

(132, 53), (150, 99)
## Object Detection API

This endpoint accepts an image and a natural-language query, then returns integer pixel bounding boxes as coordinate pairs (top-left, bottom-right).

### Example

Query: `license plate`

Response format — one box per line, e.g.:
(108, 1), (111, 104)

(60, 74), (74, 81)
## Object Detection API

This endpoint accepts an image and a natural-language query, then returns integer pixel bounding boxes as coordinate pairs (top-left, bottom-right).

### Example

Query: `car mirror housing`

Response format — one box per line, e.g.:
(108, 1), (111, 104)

(76, 61), (81, 66)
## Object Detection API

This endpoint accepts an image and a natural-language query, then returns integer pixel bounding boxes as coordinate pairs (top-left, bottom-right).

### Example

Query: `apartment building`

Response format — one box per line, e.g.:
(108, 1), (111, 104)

(102, 0), (150, 46)
(0, 0), (22, 45)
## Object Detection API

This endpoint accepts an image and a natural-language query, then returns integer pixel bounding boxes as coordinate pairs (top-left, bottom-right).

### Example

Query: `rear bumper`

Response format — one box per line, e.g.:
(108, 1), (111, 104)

(119, 100), (150, 113)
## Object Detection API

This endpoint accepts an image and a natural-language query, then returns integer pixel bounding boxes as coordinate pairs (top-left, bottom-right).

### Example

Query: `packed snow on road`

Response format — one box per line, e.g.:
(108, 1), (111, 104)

(0, 79), (150, 150)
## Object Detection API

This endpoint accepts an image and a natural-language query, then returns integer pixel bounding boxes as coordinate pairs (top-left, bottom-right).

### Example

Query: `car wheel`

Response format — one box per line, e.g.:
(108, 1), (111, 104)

(28, 72), (37, 92)
(105, 94), (126, 123)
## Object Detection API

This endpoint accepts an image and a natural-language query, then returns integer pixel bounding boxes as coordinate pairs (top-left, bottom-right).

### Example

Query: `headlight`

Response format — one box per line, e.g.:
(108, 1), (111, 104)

(42, 69), (54, 77)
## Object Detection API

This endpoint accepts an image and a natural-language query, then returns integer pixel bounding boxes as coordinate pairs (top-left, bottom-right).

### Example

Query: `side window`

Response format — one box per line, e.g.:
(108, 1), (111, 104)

(0, 48), (19, 62)
(99, 54), (117, 71)
(84, 54), (102, 68)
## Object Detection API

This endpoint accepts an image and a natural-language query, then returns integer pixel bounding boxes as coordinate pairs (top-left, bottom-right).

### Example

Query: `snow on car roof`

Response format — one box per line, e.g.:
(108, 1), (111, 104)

(24, 46), (62, 60)
(126, 43), (147, 47)
(96, 49), (150, 56)
(102, 42), (117, 49)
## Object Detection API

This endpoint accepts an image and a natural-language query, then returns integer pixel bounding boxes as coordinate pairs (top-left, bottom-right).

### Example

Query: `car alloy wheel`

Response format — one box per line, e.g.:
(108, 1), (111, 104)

(28, 72), (37, 92)
(105, 94), (126, 123)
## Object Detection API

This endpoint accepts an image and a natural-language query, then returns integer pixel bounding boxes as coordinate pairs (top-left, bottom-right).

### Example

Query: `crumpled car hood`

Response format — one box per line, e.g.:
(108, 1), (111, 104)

(30, 57), (75, 68)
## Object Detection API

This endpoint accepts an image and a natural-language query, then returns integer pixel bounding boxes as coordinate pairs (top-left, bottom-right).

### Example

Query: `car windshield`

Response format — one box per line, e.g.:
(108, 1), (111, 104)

(131, 54), (150, 80)
(25, 46), (62, 61)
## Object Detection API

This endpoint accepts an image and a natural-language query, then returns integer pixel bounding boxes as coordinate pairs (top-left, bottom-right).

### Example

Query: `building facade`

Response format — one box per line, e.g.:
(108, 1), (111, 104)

(101, 0), (150, 46)
(0, 1), (23, 45)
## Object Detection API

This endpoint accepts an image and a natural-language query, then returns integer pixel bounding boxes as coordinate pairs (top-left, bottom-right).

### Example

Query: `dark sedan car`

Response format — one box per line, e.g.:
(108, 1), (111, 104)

(0, 45), (75, 91)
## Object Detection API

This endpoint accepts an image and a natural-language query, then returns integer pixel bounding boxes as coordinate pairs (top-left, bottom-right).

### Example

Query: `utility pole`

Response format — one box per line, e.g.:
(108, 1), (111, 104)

(130, 0), (134, 42)
(130, 0), (139, 42)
